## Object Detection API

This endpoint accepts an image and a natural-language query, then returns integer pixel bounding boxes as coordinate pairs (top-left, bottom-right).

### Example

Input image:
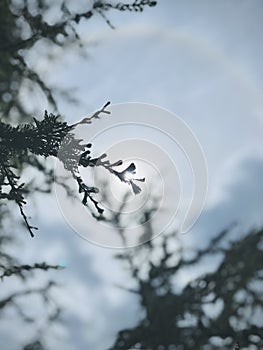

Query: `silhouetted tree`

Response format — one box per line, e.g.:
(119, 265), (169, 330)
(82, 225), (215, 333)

(108, 199), (262, 349)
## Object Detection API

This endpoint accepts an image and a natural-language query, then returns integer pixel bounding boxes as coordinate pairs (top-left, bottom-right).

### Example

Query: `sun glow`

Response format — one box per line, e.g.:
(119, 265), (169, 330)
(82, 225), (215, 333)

(124, 171), (135, 182)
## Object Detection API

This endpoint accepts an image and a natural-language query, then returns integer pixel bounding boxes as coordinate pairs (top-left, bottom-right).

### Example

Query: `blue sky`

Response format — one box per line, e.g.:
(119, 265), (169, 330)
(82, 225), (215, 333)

(2, 1), (263, 349)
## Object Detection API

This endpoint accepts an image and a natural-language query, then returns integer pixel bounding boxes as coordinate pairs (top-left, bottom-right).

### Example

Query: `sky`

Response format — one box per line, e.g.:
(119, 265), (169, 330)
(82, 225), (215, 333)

(2, 1), (263, 349)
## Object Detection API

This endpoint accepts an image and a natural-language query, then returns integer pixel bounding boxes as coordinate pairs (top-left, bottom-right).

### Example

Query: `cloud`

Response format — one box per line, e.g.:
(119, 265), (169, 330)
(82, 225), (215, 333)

(184, 155), (263, 249)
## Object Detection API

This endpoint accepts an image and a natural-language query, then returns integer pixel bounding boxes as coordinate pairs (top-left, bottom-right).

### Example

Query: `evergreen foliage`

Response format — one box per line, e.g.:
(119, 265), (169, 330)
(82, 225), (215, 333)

(107, 195), (263, 350)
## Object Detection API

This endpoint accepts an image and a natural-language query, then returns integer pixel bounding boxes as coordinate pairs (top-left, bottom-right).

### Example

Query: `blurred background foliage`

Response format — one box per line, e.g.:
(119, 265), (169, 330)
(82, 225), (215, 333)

(98, 191), (263, 349)
(0, 0), (156, 122)
(111, 224), (263, 349)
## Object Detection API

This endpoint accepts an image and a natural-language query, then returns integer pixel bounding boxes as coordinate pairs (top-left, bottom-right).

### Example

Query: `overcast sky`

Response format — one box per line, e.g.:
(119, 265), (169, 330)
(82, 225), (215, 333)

(2, 1), (263, 349)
